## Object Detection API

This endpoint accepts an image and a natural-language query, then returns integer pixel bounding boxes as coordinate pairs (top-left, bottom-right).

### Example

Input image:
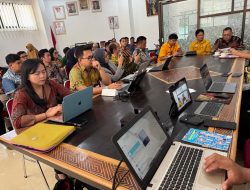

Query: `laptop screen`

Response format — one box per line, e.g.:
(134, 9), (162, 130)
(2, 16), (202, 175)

(171, 79), (191, 111)
(116, 110), (167, 180)
(200, 64), (212, 90)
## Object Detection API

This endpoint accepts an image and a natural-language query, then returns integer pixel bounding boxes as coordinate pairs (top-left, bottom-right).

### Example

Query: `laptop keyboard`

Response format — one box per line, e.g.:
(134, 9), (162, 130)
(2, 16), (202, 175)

(210, 83), (225, 91)
(158, 146), (203, 190)
(200, 102), (223, 117)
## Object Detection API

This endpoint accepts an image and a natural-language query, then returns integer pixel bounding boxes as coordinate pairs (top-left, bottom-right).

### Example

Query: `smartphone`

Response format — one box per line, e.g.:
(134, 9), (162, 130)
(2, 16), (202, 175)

(204, 120), (236, 130)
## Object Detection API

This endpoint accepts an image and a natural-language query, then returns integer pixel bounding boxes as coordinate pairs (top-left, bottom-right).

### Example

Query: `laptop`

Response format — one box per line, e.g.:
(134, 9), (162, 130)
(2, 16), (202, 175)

(112, 106), (227, 190)
(169, 78), (223, 117)
(48, 87), (93, 124)
(148, 56), (173, 72)
(119, 61), (149, 93)
(200, 64), (236, 93)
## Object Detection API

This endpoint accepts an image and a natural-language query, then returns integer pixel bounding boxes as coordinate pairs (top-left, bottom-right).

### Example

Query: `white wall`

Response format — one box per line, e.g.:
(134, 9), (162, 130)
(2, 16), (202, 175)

(0, 0), (49, 66)
(131, 0), (159, 49)
(43, 0), (159, 53)
(44, 0), (133, 55)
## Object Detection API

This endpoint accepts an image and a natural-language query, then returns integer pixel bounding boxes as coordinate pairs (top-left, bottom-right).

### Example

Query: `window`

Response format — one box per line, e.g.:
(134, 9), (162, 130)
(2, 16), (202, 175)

(0, 2), (37, 31)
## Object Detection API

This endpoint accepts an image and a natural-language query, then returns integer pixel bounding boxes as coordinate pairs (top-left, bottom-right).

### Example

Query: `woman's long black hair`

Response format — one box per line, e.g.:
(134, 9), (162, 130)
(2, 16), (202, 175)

(21, 59), (48, 108)
(49, 47), (56, 61)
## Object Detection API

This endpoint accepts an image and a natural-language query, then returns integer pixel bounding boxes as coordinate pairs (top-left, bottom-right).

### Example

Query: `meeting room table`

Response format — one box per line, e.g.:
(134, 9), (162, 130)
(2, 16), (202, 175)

(0, 55), (245, 190)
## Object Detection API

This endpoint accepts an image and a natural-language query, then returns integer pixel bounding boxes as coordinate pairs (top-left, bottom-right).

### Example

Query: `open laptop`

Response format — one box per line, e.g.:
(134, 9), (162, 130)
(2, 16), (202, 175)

(200, 64), (236, 93)
(148, 56), (172, 72)
(119, 61), (149, 93)
(112, 106), (226, 190)
(48, 87), (93, 124)
(169, 78), (223, 117)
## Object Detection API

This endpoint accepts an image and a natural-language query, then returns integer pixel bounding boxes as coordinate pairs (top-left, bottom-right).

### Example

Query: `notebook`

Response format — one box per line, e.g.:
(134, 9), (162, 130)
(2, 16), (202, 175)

(10, 122), (75, 152)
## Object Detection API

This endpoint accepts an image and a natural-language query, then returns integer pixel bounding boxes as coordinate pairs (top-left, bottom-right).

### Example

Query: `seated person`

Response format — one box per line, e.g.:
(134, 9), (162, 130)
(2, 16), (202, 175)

(100, 41), (106, 49)
(0, 101), (6, 135)
(213, 27), (244, 51)
(49, 48), (64, 68)
(61, 47), (70, 67)
(204, 153), (250, 190)
(93, 48), (124, 82)
(133, 36), (157, 65)
(66, 47), (77, 71)
(2, 54), (21, 97)
(128, 37), (136, 54)
(38, 49), (65, 84)
(17, 51), (28, 63)
(105, 41), (111, 57)
(157, 33), (182, 62)
(109, 42), (120, 65)
(69, 44), (121, 95)
(120, 37), (138, 77)
(92, 42), (99, 52)
(11, 59), (71, 129)
(189, 29), (212, 55)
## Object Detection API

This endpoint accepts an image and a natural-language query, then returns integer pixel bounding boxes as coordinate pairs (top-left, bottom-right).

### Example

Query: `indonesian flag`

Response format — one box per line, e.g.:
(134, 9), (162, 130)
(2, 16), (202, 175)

(50, 26), (56, 48)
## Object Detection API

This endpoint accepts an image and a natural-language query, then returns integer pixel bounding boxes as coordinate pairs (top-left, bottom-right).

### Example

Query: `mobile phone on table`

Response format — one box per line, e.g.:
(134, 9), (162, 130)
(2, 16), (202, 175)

(204, 120), (236, 130)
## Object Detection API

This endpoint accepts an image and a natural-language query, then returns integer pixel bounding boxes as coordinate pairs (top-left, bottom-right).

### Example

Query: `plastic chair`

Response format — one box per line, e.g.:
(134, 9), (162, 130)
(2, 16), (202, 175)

(6, 99), (50, 189)
(64, 80), (70, 89)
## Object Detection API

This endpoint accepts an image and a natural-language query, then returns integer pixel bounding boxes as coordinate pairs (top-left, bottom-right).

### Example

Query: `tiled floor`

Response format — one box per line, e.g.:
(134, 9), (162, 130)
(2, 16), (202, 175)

(0, 143), (250, 190)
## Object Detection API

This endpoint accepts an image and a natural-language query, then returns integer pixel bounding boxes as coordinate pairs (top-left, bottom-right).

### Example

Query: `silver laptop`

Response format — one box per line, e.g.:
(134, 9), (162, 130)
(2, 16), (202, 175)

(113, 106), (226, 190)
(48, 87), (93, 123)
(200, 64), (236, 93)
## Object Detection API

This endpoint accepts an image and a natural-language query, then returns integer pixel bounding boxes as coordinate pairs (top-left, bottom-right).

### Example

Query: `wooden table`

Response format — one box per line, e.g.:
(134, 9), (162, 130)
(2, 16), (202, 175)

(0, 56), (245, 190)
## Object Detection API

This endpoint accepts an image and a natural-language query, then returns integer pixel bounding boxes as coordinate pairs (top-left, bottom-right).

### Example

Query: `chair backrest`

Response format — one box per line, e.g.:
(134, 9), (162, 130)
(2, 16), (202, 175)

(64, 67), (70, 78)
(64, 80), (70, 89)
(6, 98), (14, 126)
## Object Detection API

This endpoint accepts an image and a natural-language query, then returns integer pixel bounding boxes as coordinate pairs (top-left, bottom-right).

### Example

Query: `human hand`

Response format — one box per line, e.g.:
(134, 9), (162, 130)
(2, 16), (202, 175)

(134, 53), (140, 64)
(118, 55), (124, 66)
(204, 153), (249, 190)
(46, 105), (62, 118)
(229, 48), (239, 56)
(108, 83), (122, 90)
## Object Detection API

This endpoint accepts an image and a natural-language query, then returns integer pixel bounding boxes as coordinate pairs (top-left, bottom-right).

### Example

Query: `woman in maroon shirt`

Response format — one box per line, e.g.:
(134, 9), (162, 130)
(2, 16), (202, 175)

(12, 59), (70, 129)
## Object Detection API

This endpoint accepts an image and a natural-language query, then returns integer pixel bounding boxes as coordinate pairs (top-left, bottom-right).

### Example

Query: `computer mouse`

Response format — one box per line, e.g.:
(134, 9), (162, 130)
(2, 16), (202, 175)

(214, 93), (230, 99)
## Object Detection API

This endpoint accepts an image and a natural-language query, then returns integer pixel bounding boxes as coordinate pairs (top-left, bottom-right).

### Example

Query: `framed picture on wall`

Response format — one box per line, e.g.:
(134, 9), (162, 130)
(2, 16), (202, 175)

(91, 0), (102, 12)
(53, 5), (66, 20)
(108, 16), (119, 29)
(79, 0), (89, 10)
(66, 1), (79, 16)
(53, 21), (66, 35)
(146, 0), (160, 16)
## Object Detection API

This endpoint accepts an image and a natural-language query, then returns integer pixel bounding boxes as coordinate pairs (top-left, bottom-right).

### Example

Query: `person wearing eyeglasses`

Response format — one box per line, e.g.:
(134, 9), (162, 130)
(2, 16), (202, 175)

(69, 44), (121, 95)
(2, 54), (22, 98)
(38, 49), (65, 84)
(17, 51), (28, 63)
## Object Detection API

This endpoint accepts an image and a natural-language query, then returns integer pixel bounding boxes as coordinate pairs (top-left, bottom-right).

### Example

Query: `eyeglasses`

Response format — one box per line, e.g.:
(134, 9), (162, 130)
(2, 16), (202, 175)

(81, 56), (94, 61)
(30, 69), (47, 76)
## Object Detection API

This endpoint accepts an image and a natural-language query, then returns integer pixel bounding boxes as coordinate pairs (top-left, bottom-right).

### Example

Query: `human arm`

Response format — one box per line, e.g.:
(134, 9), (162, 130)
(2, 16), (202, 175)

(107, 57), (124, 82)
(230, 48), (250, 59)
(2, 78), (16, 97)
(204, 153), (250, 190)
(92, 60), (111, 86)
(205, 41), (212, 54)
(12, 90), (62, 129)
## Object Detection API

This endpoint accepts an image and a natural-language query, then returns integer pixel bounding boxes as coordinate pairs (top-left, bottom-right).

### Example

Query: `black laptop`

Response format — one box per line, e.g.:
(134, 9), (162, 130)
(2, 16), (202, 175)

(148, 56), (173, 72)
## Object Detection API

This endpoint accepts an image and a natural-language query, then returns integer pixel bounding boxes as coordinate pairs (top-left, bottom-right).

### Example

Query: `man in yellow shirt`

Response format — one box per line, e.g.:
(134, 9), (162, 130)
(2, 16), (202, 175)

(189, 29), (211, 55)
(158, 33), (182, 63)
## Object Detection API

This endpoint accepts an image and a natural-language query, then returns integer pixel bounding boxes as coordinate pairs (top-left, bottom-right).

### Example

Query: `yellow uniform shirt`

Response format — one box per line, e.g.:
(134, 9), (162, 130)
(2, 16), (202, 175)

(158, 42), (180, 63)
(189, 40), (211, 55)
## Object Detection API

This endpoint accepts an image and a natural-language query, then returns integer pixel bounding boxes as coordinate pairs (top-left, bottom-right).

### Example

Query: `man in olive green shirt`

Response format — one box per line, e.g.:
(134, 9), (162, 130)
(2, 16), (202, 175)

(69, 44), (121, 95)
